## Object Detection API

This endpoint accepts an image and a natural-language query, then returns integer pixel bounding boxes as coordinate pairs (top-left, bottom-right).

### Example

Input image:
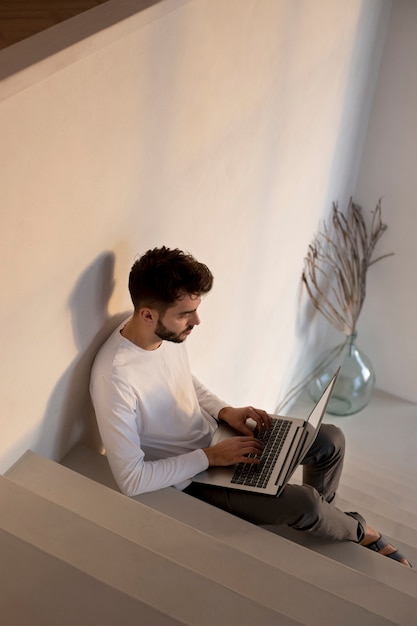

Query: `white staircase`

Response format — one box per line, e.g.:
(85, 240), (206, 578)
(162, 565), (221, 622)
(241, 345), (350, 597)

(2, 390), (417, 625)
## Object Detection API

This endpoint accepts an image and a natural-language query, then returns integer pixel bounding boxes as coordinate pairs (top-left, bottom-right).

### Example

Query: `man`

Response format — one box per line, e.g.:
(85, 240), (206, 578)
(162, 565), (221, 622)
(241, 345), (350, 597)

(90, 246), (410, 567)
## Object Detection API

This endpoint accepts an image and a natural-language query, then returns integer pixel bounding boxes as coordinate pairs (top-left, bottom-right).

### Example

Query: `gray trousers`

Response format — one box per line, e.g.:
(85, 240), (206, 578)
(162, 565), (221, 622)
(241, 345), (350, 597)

(184, 424), (366, 542)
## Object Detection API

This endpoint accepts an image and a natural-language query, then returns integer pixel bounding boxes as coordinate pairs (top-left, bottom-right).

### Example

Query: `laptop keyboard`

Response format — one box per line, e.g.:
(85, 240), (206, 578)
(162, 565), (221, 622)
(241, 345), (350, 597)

(231, 418), (292, 489)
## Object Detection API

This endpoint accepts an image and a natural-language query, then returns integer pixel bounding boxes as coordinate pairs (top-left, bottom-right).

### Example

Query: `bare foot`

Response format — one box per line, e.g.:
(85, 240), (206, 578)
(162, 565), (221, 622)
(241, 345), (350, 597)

(361, 526), (412, 567)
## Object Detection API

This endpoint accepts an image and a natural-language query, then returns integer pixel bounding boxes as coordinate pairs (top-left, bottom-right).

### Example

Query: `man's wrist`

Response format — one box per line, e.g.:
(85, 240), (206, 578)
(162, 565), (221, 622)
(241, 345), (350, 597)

(217, 406), (231, 422)
(202, 447), (214, 466)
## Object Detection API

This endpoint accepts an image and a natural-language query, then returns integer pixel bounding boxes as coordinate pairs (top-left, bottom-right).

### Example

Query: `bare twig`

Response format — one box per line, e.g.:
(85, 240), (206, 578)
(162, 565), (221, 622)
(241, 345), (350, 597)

(302, 198), (393, 335)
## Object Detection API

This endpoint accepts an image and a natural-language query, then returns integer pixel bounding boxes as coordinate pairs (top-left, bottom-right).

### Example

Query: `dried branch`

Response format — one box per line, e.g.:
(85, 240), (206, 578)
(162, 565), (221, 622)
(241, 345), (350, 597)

(302, 198), (393, 335)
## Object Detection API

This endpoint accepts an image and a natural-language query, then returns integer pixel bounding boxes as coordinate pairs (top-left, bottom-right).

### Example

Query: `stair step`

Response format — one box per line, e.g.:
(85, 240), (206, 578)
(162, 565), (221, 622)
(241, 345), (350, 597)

(336, 489), (417, 566)
(6, 450), (413, 626)
(336, 395), (417, 479)
(0, 528), (180, 626)
(16, 445), (417, 622)
(331, 395), (416, 485)
(0, 475), (304, 626)
(337, 483), (417, 532)
(336, 494), (417, 552)
(339, 470), (417, 516)
(343, 451), (417, 498)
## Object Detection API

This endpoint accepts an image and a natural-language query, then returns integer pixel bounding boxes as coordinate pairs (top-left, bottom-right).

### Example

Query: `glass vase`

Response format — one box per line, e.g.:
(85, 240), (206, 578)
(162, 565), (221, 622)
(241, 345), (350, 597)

(307, 332), (376, 416)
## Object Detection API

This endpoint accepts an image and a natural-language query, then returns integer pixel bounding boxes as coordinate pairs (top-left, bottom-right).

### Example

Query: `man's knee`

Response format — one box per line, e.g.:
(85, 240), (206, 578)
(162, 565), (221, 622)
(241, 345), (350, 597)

(319, 423), (345, 458)
(282, 484), (324, 530)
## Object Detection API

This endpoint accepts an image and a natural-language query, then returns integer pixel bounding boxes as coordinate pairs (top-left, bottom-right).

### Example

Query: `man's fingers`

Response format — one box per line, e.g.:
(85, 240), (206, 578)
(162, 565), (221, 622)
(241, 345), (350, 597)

(237, 437), (263, 458)
(205, 436), (264, 467)
(249, 407), (272, 431)
(240, 456), (261, 464)
(226, 436), (263, 464)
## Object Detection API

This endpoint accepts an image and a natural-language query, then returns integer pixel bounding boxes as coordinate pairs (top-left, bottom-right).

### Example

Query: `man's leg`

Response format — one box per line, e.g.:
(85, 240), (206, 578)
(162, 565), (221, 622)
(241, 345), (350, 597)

(184, 423), (364, 542)
(301, 423), (345, 502)
(184, 482), (365, 542)
(185, 422), (411, 564)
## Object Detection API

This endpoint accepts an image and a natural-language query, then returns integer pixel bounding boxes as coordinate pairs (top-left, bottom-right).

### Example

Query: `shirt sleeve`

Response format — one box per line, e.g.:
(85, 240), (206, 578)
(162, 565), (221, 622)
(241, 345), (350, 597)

(192, 376), (230, 420)
(91, 374), (209, 497)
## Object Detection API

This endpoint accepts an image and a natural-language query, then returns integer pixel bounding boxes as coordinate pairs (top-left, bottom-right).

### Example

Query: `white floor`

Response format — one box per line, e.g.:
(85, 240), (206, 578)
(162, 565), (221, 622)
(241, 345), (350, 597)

(291, 387), (417, 484)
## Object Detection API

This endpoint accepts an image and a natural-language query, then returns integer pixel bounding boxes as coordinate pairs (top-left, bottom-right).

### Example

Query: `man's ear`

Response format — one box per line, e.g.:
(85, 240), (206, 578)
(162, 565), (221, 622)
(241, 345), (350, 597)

(139, 307), (157, 324)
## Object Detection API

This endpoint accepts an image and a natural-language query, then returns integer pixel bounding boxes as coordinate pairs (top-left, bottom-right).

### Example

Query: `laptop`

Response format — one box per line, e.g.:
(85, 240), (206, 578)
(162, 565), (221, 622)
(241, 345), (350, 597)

(192, 368), (340, 496)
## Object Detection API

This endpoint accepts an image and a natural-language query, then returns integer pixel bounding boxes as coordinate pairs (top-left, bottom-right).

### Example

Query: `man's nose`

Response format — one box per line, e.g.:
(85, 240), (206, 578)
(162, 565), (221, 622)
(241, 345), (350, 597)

(191, 311), (201, 325)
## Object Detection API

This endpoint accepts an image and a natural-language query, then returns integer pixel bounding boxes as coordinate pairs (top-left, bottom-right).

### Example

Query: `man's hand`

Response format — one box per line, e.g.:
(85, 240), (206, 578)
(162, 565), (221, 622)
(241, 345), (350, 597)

(218, 406), (272, 436)
(203, 437), (264, 467)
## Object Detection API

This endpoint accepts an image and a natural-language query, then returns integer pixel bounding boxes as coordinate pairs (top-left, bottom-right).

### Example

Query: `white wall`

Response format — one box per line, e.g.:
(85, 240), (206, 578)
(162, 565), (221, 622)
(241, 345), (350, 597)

(355, 0), (417, 404)
(0, 0), (390, 472)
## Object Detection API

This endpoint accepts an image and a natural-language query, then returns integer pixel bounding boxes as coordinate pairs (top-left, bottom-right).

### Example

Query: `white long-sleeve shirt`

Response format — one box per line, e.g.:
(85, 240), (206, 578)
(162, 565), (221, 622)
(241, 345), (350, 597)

(90, 320), (228, 496)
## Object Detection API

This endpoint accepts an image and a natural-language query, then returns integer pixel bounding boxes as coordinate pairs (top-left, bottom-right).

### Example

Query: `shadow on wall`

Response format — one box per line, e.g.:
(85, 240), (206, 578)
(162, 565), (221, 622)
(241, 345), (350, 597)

(37, 252), (130, 461)
(274, 276), (332, 414)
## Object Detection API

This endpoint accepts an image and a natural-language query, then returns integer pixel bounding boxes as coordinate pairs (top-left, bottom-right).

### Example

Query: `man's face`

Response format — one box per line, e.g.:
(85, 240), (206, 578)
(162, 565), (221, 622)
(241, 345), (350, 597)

(155, 293), (201, 343)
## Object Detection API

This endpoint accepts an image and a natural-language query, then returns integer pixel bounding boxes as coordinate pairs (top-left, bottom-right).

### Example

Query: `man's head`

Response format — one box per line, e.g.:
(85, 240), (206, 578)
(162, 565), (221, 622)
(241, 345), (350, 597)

(129, 246), (213, 312)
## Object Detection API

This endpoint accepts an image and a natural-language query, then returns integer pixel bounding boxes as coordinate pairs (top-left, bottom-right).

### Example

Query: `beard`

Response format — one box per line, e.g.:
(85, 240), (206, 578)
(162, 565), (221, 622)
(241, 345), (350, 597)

(155, 319), (193, 343)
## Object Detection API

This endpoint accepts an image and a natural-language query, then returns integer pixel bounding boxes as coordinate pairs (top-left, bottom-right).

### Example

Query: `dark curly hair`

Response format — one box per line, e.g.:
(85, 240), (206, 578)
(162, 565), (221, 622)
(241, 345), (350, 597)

(128, 247), (213, 313)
